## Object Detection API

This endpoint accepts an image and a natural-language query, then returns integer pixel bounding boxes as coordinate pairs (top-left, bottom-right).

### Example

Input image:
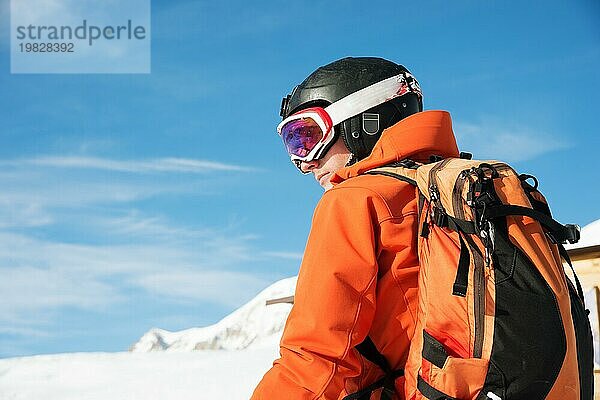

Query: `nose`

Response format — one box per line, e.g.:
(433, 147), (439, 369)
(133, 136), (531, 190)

(299, 159), (319, 173)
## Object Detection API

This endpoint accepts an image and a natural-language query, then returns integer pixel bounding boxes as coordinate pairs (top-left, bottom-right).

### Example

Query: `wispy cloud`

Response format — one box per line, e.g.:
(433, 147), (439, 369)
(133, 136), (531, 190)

(0, 176), (191, 231)
(1, 156), (252, 173)
(261, 251), (303, 261)
(0, 264), (122, 315)
(454, 118), (570, 162)
(93, 210), (212, 240)
(0, 149), (311, 331)
(0, 226), (271, 331)
(134, 271), (268, 306)
(0, 198), (53, 228)
(0, 153), (290, 347)
(0, 154), (253, 229)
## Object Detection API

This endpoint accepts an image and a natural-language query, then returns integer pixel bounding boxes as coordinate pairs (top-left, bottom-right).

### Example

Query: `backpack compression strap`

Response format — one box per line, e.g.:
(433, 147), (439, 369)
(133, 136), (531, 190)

(480, 204), (585, 302)
(431, 204), (585, 303)
(482, 204), (580, 245)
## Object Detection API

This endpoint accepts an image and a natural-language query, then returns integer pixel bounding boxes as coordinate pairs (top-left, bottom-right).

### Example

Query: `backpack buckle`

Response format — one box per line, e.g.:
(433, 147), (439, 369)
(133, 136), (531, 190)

(564, 224), (581, 244)
(432, 207), (447, 227)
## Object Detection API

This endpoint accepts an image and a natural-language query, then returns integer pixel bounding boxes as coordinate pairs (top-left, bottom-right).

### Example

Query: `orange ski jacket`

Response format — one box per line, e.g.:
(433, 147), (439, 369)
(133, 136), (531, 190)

(252, 111), (460, 400)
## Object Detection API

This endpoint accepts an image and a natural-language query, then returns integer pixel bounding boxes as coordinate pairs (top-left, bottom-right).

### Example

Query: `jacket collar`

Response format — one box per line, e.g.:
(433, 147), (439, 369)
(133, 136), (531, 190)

(331, 110), (459, 184)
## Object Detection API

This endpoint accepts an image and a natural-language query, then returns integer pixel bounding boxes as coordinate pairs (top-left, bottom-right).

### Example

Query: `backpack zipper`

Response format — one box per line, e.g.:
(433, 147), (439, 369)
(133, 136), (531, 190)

(473, 247), (485, 358)
(452, 170), (469, 220)
(455, 167), (486, 358)
(463, 233), (485, 358)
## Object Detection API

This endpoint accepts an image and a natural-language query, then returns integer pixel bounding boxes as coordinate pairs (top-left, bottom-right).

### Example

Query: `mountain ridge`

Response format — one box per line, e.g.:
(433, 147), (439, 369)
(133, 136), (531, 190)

(130, 276), (296, 352)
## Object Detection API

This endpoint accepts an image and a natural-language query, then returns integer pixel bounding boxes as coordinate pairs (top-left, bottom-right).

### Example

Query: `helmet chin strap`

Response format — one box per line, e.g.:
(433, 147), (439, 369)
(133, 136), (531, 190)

(345, 152), (358, 167)
(339, 123), (357, 167)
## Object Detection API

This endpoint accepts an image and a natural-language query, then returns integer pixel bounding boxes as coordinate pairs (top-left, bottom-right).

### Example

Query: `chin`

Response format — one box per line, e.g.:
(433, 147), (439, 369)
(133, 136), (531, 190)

(321, 182), (333, 191)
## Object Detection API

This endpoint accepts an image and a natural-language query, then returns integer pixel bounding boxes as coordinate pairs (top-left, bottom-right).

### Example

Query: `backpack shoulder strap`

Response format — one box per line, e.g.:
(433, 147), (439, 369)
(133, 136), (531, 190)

(364, 159), (420, 187)
(346, 336), (403, 400)
(363, 159), (428, 231)
(355, 336), (393, 373)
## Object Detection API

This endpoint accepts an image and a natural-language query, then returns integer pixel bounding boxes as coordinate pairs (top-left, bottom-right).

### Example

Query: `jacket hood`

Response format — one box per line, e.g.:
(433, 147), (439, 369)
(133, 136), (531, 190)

(331, 110), (459, 184)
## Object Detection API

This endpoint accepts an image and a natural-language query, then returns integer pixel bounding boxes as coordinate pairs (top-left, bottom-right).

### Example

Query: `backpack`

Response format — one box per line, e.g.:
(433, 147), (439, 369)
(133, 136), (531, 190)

(347, 155), (594, 400)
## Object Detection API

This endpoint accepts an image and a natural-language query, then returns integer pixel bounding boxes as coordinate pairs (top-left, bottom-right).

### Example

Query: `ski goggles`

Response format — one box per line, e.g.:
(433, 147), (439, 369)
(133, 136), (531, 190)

(277, 71), (422, 169)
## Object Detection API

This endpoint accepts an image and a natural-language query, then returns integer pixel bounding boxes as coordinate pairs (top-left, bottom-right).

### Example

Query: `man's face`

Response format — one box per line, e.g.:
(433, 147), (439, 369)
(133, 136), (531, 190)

(298, 137), (351, 191)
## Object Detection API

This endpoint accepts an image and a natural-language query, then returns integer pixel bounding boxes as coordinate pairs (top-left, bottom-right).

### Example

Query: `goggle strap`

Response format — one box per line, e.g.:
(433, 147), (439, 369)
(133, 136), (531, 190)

(325, 72), (421, 125)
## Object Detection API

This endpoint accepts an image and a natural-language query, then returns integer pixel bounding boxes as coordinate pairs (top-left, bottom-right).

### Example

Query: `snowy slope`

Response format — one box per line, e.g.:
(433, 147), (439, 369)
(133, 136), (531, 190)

(131, 276), (296, 352)
(0, 346), (279, 400)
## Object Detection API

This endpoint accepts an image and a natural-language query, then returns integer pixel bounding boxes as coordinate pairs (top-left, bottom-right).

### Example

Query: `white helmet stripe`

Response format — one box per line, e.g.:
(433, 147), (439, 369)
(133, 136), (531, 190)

(325, 72), (422, 125)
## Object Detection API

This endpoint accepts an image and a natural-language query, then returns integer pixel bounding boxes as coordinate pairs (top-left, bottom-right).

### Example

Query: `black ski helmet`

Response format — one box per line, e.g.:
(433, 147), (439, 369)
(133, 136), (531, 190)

(280, 57), (423, 162)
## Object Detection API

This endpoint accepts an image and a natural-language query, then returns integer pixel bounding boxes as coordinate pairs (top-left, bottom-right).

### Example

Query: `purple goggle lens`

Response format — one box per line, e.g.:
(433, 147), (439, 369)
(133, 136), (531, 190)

(280, 117), (325, 158)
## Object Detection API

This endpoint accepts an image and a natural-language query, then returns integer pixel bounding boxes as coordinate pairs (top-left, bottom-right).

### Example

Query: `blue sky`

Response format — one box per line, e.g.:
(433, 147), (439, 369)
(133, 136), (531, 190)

(0, 0), (598, 357)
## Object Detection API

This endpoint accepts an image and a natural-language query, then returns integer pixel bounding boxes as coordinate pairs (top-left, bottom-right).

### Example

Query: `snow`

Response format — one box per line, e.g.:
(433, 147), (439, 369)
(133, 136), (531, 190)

(130, 276), (296, 352)
(0, 345), (280, 400)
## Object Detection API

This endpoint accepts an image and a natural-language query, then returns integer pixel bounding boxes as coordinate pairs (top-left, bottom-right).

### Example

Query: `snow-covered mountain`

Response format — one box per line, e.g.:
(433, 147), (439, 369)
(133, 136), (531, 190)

(130, 276), (296, 352)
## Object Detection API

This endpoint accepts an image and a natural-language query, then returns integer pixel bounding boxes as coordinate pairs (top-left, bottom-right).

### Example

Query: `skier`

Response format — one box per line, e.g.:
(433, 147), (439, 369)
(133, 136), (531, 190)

(251, 56), (460, 399)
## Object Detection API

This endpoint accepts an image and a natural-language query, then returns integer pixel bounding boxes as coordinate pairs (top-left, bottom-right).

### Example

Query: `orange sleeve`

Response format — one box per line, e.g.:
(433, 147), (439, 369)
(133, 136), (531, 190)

(251, 186), (392, 400)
